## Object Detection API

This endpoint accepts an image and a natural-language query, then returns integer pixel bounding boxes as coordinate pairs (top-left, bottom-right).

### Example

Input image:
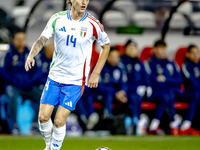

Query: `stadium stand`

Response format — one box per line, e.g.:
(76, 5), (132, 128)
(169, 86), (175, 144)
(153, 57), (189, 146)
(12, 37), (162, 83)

(190, 12), (200, 27)
(177, 1), (193, 15)
(103, 10), (128, 27)
(112, 0), (136, 23)
(165, 12), (187, 29)
(132, 11), (156, 28)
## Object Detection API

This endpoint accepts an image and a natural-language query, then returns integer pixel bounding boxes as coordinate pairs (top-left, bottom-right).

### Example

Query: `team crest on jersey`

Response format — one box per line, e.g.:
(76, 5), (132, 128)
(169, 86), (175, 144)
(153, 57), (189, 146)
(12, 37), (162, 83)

(80, 27), (87, 37)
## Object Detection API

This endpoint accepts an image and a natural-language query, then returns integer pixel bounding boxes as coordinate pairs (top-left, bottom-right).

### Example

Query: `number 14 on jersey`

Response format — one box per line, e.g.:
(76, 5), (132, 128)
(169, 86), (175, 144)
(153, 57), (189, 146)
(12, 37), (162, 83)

(66, 35), (77, 47)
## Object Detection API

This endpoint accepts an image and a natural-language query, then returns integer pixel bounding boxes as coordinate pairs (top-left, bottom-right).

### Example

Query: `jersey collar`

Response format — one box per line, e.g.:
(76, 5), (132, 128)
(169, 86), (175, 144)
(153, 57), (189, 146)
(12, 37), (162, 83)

(67, 10), (88, 22)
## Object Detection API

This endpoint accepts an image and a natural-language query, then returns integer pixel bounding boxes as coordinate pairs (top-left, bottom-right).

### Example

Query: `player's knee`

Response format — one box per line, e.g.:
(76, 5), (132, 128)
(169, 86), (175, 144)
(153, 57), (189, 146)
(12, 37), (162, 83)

(38, 114), (50, 123)
(54, 118), (65, 128)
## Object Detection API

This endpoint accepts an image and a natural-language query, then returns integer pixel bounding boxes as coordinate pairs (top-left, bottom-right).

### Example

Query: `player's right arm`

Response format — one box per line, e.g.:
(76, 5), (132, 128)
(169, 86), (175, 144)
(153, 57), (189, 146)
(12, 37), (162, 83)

(25, 12), (63, 71)
(25, 36), (48, 71)
(25, 11), (64, 71)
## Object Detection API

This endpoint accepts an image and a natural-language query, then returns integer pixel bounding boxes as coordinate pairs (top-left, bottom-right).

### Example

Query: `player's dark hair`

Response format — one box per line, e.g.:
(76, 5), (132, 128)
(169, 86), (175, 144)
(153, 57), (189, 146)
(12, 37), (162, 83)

(12, 30), (26, 39)
(188, 44), (197, 52)
(67, 0), (72, 6)
(154, 39), (167, 48)
(109, 46), (119, 54)
(124, 39), (137, 49)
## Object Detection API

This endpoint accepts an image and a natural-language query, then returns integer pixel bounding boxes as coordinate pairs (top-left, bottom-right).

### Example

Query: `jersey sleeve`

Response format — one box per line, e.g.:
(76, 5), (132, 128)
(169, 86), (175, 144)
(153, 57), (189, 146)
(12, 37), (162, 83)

(96, 29), (110, 46)
(89, 18), (110, 46)
(41, 14), (59, 39)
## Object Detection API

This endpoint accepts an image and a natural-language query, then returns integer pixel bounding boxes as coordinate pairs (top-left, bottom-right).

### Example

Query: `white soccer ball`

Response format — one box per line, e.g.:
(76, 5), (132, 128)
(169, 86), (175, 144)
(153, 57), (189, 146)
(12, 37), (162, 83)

(96, 147), (111, 150)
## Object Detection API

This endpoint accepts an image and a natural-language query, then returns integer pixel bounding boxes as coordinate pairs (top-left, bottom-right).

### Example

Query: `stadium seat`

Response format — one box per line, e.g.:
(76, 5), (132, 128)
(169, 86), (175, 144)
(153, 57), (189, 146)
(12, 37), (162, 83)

(174, 102), (189, 109)
(93, 101), (189, 110)
(165, 12), (187, 29)
(190, 12), (200, 28)
(93, 102), (103, 109)
(177, 1), (193, 15)
(26, 0), (38, 7)
(0, 0), (13, 14)
(174, 47), (187, 68)
(115, 44), (125, 56)
(139, 46), (153, 62)
(103, 10), (129, 27)
(132, 11), (156, 28)
(112, 0), (136, 20)
(141, 102), (156, 109)
(12, 6), (31, 27)
(141, 102), (189, 110)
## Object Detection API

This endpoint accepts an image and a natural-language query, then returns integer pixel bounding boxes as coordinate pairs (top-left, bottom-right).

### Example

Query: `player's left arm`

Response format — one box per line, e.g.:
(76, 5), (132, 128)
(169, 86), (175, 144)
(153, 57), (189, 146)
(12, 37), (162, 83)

(88, 43), (110, 88)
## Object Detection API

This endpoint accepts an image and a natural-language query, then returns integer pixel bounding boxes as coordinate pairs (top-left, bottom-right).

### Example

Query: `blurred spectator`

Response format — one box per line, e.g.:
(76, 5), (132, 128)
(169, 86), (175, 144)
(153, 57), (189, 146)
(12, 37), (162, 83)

(179, 44), (200, 135)
(98, 46), (127, 119)
(77, 46), (127, 130)
(120, 39), (152, 135)
(76, 87), (99, 130)
(0, 31), (42, 134)
(144, 39), (182, 135)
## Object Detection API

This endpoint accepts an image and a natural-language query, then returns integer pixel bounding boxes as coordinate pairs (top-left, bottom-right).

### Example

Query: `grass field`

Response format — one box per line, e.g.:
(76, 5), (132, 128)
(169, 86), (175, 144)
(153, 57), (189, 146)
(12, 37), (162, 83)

(0, 135), (199, 150)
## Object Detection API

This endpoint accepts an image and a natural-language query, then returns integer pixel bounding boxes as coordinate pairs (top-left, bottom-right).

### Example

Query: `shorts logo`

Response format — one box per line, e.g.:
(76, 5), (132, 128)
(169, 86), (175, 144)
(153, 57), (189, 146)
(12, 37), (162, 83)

(80, 27), (87, 37)
(45, 81), (50, 90)
(65, 101), (72, 107)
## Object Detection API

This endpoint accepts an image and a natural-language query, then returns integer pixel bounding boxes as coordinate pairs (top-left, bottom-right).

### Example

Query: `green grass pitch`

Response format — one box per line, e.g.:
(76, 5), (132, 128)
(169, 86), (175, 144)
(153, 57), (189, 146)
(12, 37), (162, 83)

(0, 135), (199, 150)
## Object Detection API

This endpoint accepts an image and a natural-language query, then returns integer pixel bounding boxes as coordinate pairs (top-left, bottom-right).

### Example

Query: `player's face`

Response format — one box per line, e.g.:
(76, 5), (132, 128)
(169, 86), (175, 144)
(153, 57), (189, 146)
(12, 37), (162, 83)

(71, 0), (89, 14)
(154, 46), (167, 59)
(107, 50), (120, 67)
(187, 47), (200, 63)
(125, 43), (138, 58)
(13, 32), (26, 51)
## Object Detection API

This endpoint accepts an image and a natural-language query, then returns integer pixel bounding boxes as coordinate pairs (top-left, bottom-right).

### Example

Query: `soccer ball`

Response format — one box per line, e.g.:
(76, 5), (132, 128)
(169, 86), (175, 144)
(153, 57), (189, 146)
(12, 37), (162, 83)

(96, 147), (111, 150)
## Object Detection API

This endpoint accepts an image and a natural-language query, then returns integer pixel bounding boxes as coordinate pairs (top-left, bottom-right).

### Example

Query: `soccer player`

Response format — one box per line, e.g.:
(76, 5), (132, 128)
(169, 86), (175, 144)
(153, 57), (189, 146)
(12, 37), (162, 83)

(144, 40), (182, 135)
(179, 44), (200, 135)
(25, 0), (110, 149)
(120, 39), (152, 135)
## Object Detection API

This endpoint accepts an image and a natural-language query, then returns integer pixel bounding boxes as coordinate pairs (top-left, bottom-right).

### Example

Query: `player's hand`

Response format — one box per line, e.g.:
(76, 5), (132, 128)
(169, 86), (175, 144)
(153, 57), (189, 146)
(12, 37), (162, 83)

(25, 56), (35, 71)
(88, 73), (99, 88)
(157, 75), (166, 82)
(115, 90), (127, 103)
